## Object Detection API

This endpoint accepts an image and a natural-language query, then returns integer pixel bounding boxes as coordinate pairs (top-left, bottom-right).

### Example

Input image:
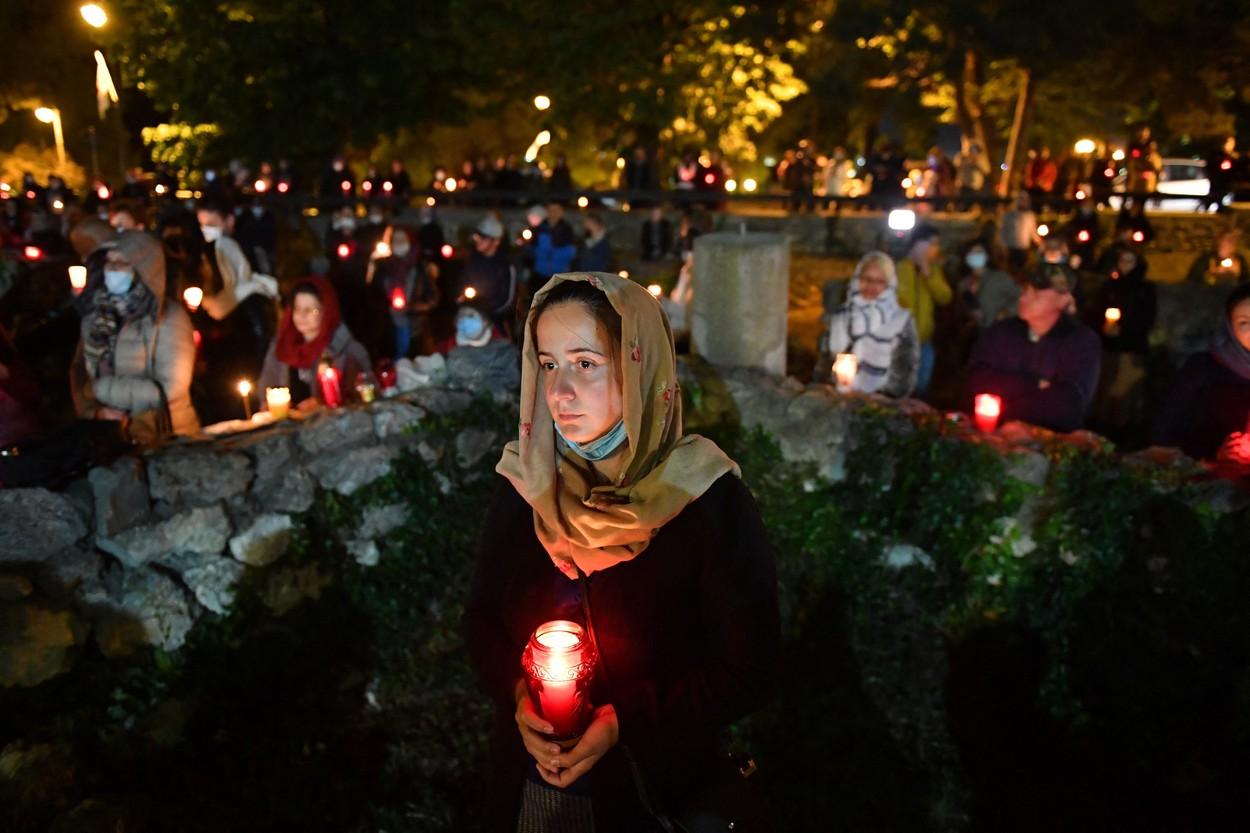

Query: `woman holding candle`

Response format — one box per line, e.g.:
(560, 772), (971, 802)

(823, 251), (919, 397)
(70, 231), (200, 442)
(256, 277), (371, 412)
(465, 273), (780, 831)
(1088, 247), (1156, 435)
(366, 227), (439, 359)
(1153, 284), (1250, 462)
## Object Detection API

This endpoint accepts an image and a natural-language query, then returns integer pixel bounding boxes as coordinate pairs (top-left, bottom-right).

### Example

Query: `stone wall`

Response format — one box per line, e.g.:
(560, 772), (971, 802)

(3, 358), (1246, 690)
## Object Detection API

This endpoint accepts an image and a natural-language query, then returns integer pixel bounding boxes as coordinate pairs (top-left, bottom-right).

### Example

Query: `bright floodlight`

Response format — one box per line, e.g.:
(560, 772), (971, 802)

(887, 209), (916, 232)
(34, 107), (56, 124)
(80, 3), (108, 28)
(533, 95), (551, 111)
(1074, 138), (1096, 155)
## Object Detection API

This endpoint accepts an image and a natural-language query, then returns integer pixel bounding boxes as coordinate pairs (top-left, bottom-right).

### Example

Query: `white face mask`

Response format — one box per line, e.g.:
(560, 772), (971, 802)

(333, 217), (356, 231)
(201, 225), (223, 243)
(368, 213), (383, 225)
(104, 269), (134, 295)
(391, 243), (411, 258)
(965, 251), (988, 270)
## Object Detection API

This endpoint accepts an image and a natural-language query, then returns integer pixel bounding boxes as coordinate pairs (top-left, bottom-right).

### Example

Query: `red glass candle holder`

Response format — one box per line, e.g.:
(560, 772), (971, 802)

(375, 359), (397, 395)
(521, 620), (597, 744)
(974, 393), (1002, 433)
(318, 362), (343, 408)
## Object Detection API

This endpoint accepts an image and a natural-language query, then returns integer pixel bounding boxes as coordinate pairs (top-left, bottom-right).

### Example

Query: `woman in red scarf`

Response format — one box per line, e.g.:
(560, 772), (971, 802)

(256, 276), (371, 411)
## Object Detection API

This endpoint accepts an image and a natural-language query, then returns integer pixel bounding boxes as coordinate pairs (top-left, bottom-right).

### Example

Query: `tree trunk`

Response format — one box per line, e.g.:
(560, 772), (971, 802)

(999, 66), (1033, 197)
(955, 49), (993, 162)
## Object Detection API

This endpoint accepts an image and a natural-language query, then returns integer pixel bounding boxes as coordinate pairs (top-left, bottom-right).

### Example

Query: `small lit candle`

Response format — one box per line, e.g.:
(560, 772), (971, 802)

(647, 283), (663, 298)
(237, 379), (253, 420)
(522, 620), (597, 744)
(1220, 258), (1234, 269)
(521, 228), (533, 241)
(340, 179), (351, 192)
(375, 240), (391, 258)
(1077, 230), (1091, 243)
(354, 372), (377, 403)
(833, 352), (858, 393)
(463, 286), (477, 300)
(1132, 230), (1145, 243)
(337, 242), (352, 260)
(441, 243), (454, 258)
(318, 361), (342, 408)
(1104, 307), (1122, 334)
(390, 286), (407, 310)
(974, 393), (1002, 433)
(183, 286), (203, 312)
(68, 265), (87, 295)
(618, 270), (630, 279)
(265, 387), (290, 420)
(1037, 223), (1050, 237)
(376, 360), (397, 395)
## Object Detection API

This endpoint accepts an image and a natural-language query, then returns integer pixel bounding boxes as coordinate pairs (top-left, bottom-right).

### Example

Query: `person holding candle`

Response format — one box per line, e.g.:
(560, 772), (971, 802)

(821, 251), (919, 397)
(465, 273), (780, 831)
(1185, 231), (1249, 286)
(367, 227), (438, 359)
(967, 262), (1101, 433)
(1088, 247), (1156, 436)
(70, 231), (200, 441)
(1153, 284), (1250, 463)
(256, 277), (371, 413)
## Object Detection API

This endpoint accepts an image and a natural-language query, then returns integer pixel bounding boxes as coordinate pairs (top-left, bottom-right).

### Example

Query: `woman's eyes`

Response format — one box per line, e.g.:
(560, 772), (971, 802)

(539, 360), (598, 371)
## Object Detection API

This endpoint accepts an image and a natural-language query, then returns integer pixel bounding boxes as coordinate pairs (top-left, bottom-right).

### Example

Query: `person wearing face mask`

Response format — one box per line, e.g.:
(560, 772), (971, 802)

(573, 211), (613, 273)
(1153, 284), (1250, 462)
(895, 225), (953, 395)
(233, 199), (278, 274)
(465, 273), (779, 831)
(822, 251), (919, 396)
(956, 240), (1020, 330)
(256, 277), (371, 412)
(193, 199), (280, 423)
(967, 262), (1100, 433)
(70, 231), (199, 441)
(367, 227), (439, 359)
(461, 216), (517, 330)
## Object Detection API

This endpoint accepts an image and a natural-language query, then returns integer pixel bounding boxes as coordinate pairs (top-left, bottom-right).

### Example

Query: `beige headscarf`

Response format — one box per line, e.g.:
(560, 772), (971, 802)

(497, 272), (739, 577)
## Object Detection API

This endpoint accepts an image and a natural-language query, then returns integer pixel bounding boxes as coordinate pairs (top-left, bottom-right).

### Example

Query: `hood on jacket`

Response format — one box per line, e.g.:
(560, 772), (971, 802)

(102, 230), (166, 301)
(69, 217), (117, 260)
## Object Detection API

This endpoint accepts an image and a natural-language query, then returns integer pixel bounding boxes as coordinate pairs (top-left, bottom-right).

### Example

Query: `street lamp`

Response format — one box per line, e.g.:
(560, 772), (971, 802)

(80, 3), (108, 28)
(533, 95), (551, 111)
(34, 107), (67, 169)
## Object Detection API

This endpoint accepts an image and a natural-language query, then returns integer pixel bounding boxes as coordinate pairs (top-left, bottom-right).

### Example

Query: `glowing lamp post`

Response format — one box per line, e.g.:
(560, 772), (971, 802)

(1103, 306), (1122, 335)
(973, 394), (1002, 433)
(237, 380), (253, 420)
(80, 4), (108, 28)
(34, 107), (66, 170)
(68, 265), (88, 296)
(833, 353), (858, 393)
(183, 286), (203, 312)
(522, 620), (597, 744)
(318, 361), (342, 408)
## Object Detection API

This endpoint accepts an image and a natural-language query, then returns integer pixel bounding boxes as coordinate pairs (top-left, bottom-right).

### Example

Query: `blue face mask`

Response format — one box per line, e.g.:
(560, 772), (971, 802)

(456, 314), (487, 342)
(104, 269), (134, 295)
(556, 419), (628, 462)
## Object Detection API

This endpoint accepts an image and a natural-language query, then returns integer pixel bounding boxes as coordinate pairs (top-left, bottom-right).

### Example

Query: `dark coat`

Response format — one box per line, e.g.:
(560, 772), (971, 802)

(968, 315), (1102, 432)
(1152, 351), (1250, 460)
(464, 472), (780, 832)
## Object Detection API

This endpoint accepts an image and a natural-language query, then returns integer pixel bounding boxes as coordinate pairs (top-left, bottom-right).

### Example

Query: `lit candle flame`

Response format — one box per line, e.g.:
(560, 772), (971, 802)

(183, 286), (204, 311)
(464, 286), (477, 300)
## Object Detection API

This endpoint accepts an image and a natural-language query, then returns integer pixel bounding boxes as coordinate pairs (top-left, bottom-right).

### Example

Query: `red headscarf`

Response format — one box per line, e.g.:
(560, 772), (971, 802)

(275, 276), (342, 369)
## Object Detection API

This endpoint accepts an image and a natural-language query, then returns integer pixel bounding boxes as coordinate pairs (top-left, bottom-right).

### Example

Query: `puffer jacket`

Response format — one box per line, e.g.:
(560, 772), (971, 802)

(71, 231), (200, 439)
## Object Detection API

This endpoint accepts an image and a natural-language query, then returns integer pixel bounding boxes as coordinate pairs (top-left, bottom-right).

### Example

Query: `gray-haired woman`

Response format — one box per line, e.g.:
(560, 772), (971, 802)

(822, 251), (920, 397)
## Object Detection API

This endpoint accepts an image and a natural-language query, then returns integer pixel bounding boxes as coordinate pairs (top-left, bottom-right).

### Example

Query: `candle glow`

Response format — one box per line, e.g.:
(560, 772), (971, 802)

(237, 380), (253, 419)
(833, 352), (858, 393)
(319, 364), (342, 408)
(522, 620), (597, 743)
(183, 286), (203, 311)
(265, 387), (290, 420)
(974, 393), (1002, 433)
(647, 283), (663, 297)
(68, 265), (87, 295)
(390, 286), (407, 310)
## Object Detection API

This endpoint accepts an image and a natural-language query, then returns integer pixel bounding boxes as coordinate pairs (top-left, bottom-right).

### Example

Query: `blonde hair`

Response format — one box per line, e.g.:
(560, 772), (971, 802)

(850, 250), (898, 293)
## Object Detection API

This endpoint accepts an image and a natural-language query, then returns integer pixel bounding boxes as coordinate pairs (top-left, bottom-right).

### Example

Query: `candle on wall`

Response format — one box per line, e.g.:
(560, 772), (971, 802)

(266, 387), (290, 420)
(318, 361), (342, 408)
(522, 620), (597, 745)
(974, 393), (1002, 433)
(833, 353), (858, 393)
(237, 379), (253, 420)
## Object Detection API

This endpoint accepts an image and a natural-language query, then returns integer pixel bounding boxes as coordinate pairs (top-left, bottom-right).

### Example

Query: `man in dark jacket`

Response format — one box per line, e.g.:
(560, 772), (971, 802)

(460, 216), (516, 328)
(640, 206), (673, 261)
(967, 263), (1101, 433)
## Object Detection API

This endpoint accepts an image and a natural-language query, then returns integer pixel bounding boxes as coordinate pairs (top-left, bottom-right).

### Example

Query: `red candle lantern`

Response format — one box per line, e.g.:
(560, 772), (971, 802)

(336, 242), (352, 260)
(318, 361), (343, 408)
(390, 286), (407, 310)
(340, 179), (351, 193)
(1077, 229), (1091, 243)
(375, 359), (397, 395)
(974, 393), (1002, 433)
(522, 620), (597, 744)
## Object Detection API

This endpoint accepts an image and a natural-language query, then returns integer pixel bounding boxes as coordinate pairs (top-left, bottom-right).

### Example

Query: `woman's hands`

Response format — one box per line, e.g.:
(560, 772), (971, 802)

(1217, 431), (1250, 465)
(513, 679), (620, 789)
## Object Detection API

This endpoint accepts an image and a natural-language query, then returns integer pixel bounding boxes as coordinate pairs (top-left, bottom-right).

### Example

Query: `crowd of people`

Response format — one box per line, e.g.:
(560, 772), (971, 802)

(3, 139), (1250, 487)
(816, 211), (1250, 464)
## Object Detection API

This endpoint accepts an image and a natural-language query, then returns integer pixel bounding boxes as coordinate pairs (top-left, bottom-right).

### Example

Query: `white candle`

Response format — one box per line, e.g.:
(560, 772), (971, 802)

(68, 265), (87, 295)
(266, 387), (290, 421)
(833, 353), (858, 393)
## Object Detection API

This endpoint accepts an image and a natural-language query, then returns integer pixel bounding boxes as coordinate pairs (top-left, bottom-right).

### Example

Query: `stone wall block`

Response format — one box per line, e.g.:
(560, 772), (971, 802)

(308, 445), (400, 496)
(147, 447), (253, 507)
(228, 513), (294, 568)
(297, 409), (375, 456)
(97, 504), (231, 569)
(88, 457), (151, 538)
(0, 490), (89, 565)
